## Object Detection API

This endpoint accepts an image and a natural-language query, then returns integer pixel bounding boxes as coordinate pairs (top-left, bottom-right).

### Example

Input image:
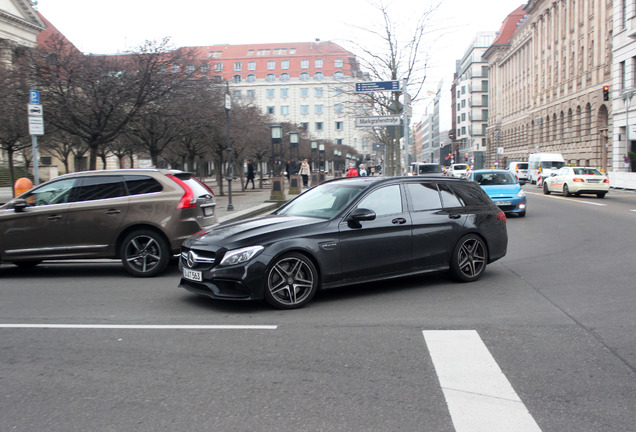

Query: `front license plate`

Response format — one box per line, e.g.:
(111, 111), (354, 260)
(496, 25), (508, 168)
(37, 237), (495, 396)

(496, 201), (512, 206)
(183, 268), (202, 282)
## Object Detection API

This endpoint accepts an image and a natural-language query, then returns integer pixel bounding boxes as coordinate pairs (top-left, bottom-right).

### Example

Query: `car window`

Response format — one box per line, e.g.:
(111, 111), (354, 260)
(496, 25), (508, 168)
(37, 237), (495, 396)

(438, 184), (463, 208)
(74, 176), (126, 202)
(517, 163), (528, 169)
(405, 182), (442, 211)
(20, 178), (77, 207)
(419, 165), (443, 174)
(276, 183), (365, 219)
(450, 183), (492, 206)
(124, 175), (163, 195)
(356, 185), (402, 216)
(572, 168), (601, 175)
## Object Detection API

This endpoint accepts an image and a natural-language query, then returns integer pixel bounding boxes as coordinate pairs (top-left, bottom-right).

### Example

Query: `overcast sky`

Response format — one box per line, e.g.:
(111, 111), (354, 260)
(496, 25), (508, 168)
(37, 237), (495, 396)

(35, 0), (525, 129)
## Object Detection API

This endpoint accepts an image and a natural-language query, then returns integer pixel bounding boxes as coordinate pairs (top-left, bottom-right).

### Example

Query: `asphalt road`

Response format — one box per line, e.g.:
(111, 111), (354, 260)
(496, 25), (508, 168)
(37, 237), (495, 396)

(1, 186), (635, 431)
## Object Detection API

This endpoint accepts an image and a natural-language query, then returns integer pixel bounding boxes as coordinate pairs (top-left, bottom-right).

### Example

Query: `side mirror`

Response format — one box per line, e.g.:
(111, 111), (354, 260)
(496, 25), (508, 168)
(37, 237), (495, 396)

(346, 208), (376, 228)
(12, 198), (27, 213)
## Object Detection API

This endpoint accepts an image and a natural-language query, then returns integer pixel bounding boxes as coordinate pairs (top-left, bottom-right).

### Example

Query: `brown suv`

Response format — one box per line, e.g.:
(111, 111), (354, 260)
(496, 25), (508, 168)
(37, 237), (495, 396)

(0, 169), (216, 277)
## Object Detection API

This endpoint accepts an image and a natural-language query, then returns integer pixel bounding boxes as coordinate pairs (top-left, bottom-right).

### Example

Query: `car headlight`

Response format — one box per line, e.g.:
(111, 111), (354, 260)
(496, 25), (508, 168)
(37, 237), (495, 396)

(219, 246), (264, 266)
(516, 189), (526, 197)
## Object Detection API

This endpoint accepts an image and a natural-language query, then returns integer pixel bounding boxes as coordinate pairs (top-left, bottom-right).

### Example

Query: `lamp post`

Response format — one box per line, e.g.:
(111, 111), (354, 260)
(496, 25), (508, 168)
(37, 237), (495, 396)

(622, 89), (634, 172)
(289, 131), (299, 161)
(270, 125), (285, 201)
(225, 88), (233, 211)
(311, 140), (318, 171)
(288, 132), (300, 194)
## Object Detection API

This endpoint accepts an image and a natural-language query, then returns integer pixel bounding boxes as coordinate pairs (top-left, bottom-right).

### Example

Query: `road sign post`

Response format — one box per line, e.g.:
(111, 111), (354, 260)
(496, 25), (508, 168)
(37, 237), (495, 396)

(28, 90), (43, 185)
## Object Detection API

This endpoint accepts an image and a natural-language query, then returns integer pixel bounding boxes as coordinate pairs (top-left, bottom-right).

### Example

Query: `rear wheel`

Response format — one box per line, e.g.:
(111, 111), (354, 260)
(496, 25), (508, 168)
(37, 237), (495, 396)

(543, 182), (550, 194)
(449, 234), (488, 282)
(120, 230), (170, 277)
(563, 184), (571, 197)
(597, 192), (606, 198)
(264, 252), (318, 309)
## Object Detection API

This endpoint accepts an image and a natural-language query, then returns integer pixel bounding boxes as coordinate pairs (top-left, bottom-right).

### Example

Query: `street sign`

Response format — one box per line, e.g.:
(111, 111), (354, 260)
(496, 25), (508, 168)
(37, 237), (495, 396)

(29, 90), (40, 104)
(28, 116), (44, 135)
(355, 115), (402, 127)
(28, 104), (43, 116)
(355, 81), (401, 92)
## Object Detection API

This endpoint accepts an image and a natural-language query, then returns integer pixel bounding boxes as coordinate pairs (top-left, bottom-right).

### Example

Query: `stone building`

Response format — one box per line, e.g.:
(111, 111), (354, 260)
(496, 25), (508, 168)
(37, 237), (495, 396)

(484, 0), (613, 171)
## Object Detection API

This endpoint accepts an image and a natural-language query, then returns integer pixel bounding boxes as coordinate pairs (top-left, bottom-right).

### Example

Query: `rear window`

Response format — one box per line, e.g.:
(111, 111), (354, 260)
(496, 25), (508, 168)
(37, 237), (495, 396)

(405, 182), (442, 211)
(449, 183), (492, 206)
(75, 176), (126, 201)
(517, 163), (528, 169)
(124, 175), (163, 195)
(180, 176), (214, 198)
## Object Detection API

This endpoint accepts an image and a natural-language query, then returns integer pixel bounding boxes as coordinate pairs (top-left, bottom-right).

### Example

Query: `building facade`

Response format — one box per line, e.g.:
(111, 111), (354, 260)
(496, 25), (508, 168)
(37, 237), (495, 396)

(484, 0), (613, 172)
(188, 42), (372, 155)
(455, 32), (497, 169)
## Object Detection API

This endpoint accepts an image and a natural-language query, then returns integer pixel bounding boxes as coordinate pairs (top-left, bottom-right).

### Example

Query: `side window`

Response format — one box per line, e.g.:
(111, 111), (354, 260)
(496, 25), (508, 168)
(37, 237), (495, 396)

(356, 185), (402, 216)
(21, 178), (77, 207)
(74, 176), (125, 202)
(405, 182), (442, 211)
(124, 175), (163, 195)
(438, 183), (464, 208)
(449, 183), (491, 206)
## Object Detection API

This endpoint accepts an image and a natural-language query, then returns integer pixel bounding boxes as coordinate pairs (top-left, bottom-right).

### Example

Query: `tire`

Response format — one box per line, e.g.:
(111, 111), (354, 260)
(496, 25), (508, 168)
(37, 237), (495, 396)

(543, 182), (550, 194)
(264, 252), (318, 309)
(597, 192), (606, 198)
(120, 229), (170, 277)
(563, 184), (571, 197)
(449, 234), (488, 282)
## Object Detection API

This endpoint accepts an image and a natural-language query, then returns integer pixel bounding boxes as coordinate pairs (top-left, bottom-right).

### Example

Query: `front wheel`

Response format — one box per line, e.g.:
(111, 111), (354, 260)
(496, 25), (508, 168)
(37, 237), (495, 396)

(563, 184), (571, 197)
(449, 234), (488, 282)
(543, 182), (550, 194)
(120, 230), (170, 277)
(264, 252), (318, 309)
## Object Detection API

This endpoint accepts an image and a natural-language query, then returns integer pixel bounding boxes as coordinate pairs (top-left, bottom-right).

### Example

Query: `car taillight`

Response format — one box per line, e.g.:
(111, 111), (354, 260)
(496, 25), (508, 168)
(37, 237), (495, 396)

(166, 174), (196, 209)
(496, 211), (507, 223)
(603, 178), (609, 183)
(573, 177), (584, 182)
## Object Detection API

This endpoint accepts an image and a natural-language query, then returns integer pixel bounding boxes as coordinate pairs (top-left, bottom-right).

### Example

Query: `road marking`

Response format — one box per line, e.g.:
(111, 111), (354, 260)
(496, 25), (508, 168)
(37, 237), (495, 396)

(423, 330), (542, 432)
(0, 324), (277, 330)
(526, 191), (606, 206)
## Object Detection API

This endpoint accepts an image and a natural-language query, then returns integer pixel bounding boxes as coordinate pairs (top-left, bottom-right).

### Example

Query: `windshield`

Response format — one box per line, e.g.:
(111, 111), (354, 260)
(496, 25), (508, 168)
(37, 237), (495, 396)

(474, 172), (518, 186)
(572, 168), (602, 175)
(541, 161), (565, 169)
(275, 182), (366, 219)
(453, 164), (468, 170)
(419, 165), (443, 174)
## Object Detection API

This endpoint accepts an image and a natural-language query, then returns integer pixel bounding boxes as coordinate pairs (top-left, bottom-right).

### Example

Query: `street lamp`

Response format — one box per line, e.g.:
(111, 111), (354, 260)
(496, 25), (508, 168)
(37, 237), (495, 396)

(225, 88), (233, 211)
(289, 131), (299, 161)
(271, 125), (282, 176)
(310, 140), (318, 171)
(319, 143), (325, 172)
(622, 89), (634, 172)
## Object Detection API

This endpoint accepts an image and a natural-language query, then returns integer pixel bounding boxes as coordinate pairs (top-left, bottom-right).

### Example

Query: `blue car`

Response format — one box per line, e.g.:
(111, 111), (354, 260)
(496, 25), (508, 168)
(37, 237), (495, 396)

(467, 169), (527, 217)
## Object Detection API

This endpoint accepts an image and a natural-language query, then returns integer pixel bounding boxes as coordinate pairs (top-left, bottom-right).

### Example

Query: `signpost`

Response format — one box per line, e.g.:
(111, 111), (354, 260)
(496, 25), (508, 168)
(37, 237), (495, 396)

(355, 80), (401, 92)
(355, 115), (401, 127)
(28, 90), (43, 185)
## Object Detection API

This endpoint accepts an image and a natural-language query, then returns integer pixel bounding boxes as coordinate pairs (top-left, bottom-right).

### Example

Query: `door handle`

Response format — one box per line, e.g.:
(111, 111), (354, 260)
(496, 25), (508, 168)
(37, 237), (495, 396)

(106, 209), (121, 215)
(392, 217), (407, 225)
(448, 214), (461, 219)
(47, 215), (62, 221)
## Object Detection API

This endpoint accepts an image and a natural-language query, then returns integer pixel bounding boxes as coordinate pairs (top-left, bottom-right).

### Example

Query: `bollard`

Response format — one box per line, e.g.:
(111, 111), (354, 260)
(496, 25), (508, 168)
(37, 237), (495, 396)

(14, 177), (33, 197)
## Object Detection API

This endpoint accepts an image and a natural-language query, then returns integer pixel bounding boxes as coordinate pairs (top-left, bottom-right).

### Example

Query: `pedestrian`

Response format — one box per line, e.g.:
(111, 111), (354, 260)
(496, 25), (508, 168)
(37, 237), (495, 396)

(346, 163), (359, 177)
(245, 159), (255, 189)
(285, 160), (291, 182)
(370, 166), (376, 176)
(359, 164), (367, 176)
(299, 158), (311, 187)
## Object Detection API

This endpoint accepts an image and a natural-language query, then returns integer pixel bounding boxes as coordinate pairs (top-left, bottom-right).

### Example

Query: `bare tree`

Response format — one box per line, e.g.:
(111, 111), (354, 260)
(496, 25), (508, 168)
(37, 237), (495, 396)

(346, 0), (441, 176)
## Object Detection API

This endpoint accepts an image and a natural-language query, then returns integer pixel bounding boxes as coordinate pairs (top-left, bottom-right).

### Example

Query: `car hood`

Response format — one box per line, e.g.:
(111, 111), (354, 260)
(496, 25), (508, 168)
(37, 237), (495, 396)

(481, 184), (522, 198)
(186, 214), (327, 249)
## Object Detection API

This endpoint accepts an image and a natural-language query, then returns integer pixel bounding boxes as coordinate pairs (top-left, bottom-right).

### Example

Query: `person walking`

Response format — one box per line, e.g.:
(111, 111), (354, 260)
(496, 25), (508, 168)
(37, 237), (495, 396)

(346, 163), (359, 177)
(299, 158), (311, 187)
(245, 159), (255, 189)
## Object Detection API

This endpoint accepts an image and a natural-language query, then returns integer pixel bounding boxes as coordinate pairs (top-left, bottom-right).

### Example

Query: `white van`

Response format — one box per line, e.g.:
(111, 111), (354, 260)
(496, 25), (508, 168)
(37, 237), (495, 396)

(527, 153), (566, 184)
(507, 161), (528, 180)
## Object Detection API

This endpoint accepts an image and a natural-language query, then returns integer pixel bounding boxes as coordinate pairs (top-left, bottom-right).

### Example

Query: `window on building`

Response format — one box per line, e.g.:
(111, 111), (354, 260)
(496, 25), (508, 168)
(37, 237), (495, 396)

(248, 61), (256, 70)
(301, 59), (310, 69)
(247, 74), (256, 82)
(247, 90), (255, 98)
(334, 71), (344, 79)
(186, 65), (195, 74)
(171, 65), (180, 73)
(335, 121), (344, 130)
(461, 99), (466, 108)
(315, 122), (324, 131)
(300, 122), (309, 130)
(461, 113), (466, 121)
(200, 63), (209, 73)
(314, 87), (324, 97)
(266, 89), (275, 98)
(266, 73), (275, 82)
(335, 139), (343, 145)
(334, 87), (344, 96)
(281, 105), (290, 115)
(267, 60), (276, 70)
(267, 106), (275, 115)
(300, 105), (309, 115)
(334, 103), (344, 114)
(214, 62), (223, 72)
(300, 72), (309, 81)
(300, 88), (309, 97)
(461, 86), (466, 94)
(233, 90), (241, 99)
(315, 105), (324, 114)
(314, 72), (324, 80)
(281, 60), (289, 70)
(280, 73), (290, 81)
(280, 88), (289, 98)
(233, 75), (241, 83)
(315, 59), (323, 68)
(335, 58), (344, 68)
(234, 62), (242, 71)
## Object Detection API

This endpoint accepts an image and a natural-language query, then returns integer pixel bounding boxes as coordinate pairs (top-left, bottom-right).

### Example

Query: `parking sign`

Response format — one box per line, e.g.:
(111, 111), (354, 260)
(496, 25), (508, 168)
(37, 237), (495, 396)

(29, 90), (40, 104)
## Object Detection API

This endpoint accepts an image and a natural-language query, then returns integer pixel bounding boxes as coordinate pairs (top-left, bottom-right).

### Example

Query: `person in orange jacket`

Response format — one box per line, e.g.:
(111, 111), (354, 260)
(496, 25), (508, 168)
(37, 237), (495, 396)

(346, 163), (359, 177)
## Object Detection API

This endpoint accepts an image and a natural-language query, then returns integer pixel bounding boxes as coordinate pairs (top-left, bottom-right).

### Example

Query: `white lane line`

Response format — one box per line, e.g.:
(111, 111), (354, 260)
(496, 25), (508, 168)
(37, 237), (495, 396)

(423, 330), (542, 432)
(526, 191), (606, 206)
(0, 324), (277, 330)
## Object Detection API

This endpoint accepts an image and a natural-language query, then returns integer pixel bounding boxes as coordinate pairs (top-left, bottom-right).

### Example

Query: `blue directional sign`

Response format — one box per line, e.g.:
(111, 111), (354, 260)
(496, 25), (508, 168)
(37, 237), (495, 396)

(355, 81), (401, 92)
(29, 90), (40, 104)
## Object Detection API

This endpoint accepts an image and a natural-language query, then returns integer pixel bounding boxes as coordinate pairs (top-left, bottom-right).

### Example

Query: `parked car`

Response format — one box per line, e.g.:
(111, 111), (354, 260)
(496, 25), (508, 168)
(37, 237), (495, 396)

(507, 161), (529, 180)
(447, 163), (471, 178)
(467, 169), (527, 217)
(0, 169), (216, 277)
(408, 163), (444, 176)
(179, 176), (508, 309)
(542, 167), (610, 198)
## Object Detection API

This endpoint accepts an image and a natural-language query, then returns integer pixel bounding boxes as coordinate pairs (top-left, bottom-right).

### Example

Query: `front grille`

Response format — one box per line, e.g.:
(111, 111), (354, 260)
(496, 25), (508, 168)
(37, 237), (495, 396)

(181, 249), (216, 268)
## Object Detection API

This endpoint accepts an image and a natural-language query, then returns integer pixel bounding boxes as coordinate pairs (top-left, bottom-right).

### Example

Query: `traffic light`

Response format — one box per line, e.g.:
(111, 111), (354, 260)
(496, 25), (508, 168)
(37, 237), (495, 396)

(603, 86), (610, 101)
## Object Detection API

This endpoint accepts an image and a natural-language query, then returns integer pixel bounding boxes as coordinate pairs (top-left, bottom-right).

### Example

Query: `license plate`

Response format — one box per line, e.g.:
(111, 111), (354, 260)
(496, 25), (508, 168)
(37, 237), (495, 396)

(496, 201), (512, 206)
(203, 207), (215, 217)
(183, 268), (202, 282)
